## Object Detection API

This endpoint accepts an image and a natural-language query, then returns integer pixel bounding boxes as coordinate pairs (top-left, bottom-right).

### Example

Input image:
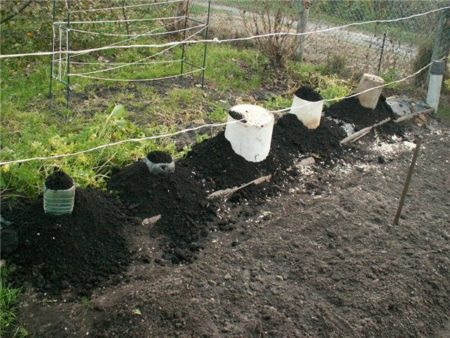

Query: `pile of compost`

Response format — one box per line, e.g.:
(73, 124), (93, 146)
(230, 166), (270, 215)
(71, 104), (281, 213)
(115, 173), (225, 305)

(180, 114), (346, 199)
(272, 114), (347, 161)
(326, 96), (403, 135)
(5, 189), (131, 295)
(45, 170), (73, 189)
(179, 132), (292, 192)
(294, 85), (323, 101)
(108, 161), (216, 263)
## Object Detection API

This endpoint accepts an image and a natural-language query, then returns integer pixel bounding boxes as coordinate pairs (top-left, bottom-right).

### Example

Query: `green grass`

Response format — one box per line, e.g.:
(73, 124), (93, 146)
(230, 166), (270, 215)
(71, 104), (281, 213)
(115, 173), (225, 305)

(437, 101), (450, 121)
(0, 266), (26, 337)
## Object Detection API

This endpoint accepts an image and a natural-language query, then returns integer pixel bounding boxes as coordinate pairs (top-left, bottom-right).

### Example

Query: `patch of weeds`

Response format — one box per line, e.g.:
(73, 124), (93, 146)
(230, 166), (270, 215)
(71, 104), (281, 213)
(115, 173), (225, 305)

(324, 55), (348, 77)
(264, 95), (292, 111)
(286, 61), (326, 83)
(381, 68), (402, 89)
(437, 101), (450, 121)
(186, 44), (267, 92)
(0, 105), (178, 197)
(315, 76), (351, 104)
(80, 296), (92, 309)
(207, 106), (228, 122)
(195, 133), (210, 143)
(166, 88), (203, 107)
(0, 265), (24, 337)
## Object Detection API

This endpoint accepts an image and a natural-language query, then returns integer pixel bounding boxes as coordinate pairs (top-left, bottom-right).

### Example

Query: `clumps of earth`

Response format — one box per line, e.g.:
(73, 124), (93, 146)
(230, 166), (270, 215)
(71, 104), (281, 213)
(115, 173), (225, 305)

(45, 170), (73, 190)
(4, 188), (131, 296)
(3, 86), (404, 295)
(326, 95), (404, 135)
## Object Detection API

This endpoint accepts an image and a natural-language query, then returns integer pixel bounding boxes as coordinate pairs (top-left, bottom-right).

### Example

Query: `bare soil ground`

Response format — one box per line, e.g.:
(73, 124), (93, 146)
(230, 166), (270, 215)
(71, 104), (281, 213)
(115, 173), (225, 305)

(14, 119), (450, 337)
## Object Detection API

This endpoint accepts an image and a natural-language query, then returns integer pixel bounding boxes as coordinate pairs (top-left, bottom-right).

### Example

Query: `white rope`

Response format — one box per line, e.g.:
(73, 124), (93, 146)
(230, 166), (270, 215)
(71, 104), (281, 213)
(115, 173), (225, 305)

(2, 5), (448, 59)
(70, 68), (202, 82)
(60, 22), (179, 63)
(0, 120), (240, 166)
(66, 59), (182, 66)
(268, 56), (447, 114)
(54, 15), (185, 25)
(69, 26), (206, 76)
(1, 58), (444, 167)
(69, 23), (205, 37)
(70, 0), (183, 13)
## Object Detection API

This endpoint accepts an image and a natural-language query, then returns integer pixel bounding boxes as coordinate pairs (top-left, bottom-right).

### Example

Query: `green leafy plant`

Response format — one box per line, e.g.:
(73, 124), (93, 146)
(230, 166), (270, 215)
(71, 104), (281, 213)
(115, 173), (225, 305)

(207, 107), (228, 122)
(0, 105), (177, 197)
(0, 266), (23, 337)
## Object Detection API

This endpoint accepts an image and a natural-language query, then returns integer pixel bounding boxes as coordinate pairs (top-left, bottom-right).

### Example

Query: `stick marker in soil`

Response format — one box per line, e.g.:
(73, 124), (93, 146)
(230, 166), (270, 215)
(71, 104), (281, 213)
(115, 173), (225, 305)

(393, 140), (421, 225)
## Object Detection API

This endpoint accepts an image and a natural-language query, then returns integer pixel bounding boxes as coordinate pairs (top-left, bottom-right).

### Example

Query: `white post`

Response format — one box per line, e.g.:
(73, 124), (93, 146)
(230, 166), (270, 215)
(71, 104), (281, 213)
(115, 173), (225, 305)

(426, 60), (445, 113)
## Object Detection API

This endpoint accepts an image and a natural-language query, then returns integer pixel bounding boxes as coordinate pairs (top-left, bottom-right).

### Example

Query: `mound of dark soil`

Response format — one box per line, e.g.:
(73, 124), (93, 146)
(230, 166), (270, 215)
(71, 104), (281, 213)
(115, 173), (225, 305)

(6, 189), (131, 295)
(326, 96), (403, 135)
(108, 162), (216, 263)
(272, 114), (347, 161)
(295, 85), (322, 101)
(45, 170), (73, 190)
(179, 132), (292, 192)
(147, 151), (172, 164)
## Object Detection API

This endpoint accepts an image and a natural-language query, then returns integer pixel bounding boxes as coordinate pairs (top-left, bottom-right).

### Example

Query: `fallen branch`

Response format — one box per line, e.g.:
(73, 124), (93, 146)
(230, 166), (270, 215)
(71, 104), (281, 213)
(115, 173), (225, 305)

(393, 108), (434, 123)
(340, 117), (391, 145)
(207, 174), (272, 200)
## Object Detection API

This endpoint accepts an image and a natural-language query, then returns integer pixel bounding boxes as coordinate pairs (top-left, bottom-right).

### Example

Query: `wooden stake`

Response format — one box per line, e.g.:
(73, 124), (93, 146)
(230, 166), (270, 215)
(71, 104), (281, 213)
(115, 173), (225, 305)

(393, 108), (434, 123)
(393, 140), (421, 225)
(340, 118), (391, 145)
(207, 175), (272, 200)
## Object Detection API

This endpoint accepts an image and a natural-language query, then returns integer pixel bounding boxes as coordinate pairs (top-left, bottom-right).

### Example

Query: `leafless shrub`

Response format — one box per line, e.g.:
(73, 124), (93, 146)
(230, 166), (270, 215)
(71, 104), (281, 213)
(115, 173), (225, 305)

(241, 0), (298, 67)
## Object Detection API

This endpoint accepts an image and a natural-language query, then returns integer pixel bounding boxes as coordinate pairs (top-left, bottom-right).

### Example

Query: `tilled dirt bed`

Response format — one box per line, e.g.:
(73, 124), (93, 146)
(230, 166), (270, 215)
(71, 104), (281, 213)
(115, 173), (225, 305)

(4, 114), (450, 337)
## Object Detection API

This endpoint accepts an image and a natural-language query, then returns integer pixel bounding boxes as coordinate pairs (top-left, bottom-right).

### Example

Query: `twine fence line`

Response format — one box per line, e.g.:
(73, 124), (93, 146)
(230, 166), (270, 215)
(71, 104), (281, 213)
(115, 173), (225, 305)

(1, 5), (448, 60)
(70, 0), (183, 13)
(1, 57), (446, 167)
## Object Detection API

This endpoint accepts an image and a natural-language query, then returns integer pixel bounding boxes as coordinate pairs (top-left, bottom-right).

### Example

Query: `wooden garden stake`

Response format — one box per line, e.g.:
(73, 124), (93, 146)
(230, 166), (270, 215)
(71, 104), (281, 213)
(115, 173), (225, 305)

(393, 140), (421, 225)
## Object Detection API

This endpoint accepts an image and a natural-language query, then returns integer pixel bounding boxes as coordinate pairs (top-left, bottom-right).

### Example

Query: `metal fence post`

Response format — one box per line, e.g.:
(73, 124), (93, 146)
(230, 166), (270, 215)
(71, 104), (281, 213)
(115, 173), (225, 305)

(48, 0), (57, 98)
(66, 0), (71, 108)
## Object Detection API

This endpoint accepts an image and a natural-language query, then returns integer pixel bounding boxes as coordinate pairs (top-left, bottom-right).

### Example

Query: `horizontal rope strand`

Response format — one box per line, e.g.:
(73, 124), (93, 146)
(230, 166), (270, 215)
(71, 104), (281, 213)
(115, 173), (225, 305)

(1, 5), (448, 59)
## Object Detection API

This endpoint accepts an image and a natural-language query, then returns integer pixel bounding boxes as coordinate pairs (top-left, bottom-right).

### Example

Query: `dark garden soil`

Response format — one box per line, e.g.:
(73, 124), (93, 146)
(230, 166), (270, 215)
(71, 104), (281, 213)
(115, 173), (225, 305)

(4, 189), (132, 296)
(295, 85), (322, 101)
(13, 123), (450, 338)
(273, 114), (347, 161)
(45, 170), (74, 190)
(107, 161), (216, 264)
(146, 151), (173, 164)
(326, 95), (404, 135)
(181, 115), (345, 192)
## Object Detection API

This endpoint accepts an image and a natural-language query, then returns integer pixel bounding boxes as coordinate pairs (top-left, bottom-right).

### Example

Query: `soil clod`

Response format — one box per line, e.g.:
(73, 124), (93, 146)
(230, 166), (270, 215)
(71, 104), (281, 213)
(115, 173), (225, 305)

(5, 189), (131, 295)
(45, 170), (73, 190)
(294, 85), (323, 101)
(147, 151), (173, 164)
(326, 96), (403, 135)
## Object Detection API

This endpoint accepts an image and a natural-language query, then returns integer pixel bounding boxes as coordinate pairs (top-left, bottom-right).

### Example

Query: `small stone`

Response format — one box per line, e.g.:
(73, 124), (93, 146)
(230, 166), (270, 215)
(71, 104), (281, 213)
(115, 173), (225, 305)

(298, 157), (315, 167)
(231, 240), (240, 247)
(224, 273), (232, 280)
(276, 275), (283, 281)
